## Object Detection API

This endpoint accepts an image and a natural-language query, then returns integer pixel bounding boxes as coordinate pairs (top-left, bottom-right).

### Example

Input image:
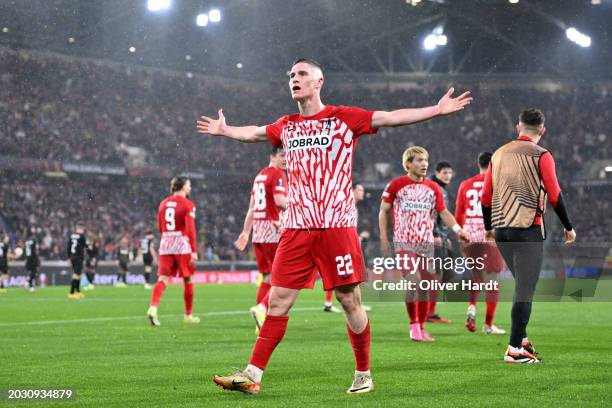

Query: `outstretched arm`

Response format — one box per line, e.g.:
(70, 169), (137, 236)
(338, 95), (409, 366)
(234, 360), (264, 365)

(371, 87), (472, 128)
(235, 197), (255, 251)
(197, 109), (268, 143)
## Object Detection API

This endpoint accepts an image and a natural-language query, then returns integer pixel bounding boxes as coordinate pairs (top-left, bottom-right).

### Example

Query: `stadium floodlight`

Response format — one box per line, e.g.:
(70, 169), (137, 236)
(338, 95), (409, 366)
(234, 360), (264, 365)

(196, 13), (209, 27)
(423, 34), (437, 50)
(605, 165), (612, 173)
(147, 0), (171, 12)
(509, 0), (519, 4)
(129, 46), (136, 53)
(423, 26), (447, 51)
(566, 27), (591, 47)
(209, 9), (221, 23)
(2, 27), (8, 33)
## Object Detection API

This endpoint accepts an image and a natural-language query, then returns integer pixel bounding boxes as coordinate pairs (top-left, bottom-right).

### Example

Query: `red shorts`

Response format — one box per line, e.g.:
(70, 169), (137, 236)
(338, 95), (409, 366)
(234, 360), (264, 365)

(158, 254), (195, 278)
(462, 243), (504, 273)
(253, 242), (278, 275)
(396, 250), (435, 280)
(271, 228), (365, 291)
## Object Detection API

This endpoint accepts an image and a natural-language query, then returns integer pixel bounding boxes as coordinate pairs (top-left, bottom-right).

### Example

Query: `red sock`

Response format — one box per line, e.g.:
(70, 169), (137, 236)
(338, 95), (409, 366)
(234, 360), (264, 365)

(405, 301), (418, 324)
(347, 321), (371, 371)
(256, 281), (271, 304)
(469, 274), (484, 305)
(429, 290), (438, 316)
(249, 315), (289, 370)
(325, 290), (334, 304)
(183, 282), (194, 315)
(418, 301), (429, 330)
(150, 281), (167, 307)
(485, 289), (499, 326)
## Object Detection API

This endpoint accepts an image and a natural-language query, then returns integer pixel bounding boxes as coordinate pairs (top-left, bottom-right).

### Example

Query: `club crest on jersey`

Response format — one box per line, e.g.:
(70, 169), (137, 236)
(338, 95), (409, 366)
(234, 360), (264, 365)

(402, 201), (433, 211)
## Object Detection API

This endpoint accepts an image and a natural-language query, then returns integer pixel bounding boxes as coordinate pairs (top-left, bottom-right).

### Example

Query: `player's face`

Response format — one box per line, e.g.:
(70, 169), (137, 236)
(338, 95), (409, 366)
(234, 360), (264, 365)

(436, 168), (453, 184)
(288, 62), (323, 101)
(408, 154), (429, 178)
(272, 150), (287, 170)
(183, 180), (192, 196)
(353, 185), (365, 201)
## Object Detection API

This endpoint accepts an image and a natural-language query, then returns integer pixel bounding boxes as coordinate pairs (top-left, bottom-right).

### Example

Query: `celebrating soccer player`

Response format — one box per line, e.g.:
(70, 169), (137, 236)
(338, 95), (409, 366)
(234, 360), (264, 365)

(147, 177), (200, 326)
(197, 58), (472, 395)
(234, 146), (287, 333)
(380, 147), (469, 343)
(455, 152), (505, 335)
(481, 109), (575, 364)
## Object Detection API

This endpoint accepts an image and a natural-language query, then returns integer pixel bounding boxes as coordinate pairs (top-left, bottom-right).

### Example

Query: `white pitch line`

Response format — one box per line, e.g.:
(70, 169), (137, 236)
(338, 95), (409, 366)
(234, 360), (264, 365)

(0, 307), (326, 328)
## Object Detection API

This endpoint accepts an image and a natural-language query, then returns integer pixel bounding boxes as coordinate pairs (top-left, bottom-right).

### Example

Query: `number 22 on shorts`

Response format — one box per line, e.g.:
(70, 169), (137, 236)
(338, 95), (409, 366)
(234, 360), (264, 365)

(335, 254), (354, 276)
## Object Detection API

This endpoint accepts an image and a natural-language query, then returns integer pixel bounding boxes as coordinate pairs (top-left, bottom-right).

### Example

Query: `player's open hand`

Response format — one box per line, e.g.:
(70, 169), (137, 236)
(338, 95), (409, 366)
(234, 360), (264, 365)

(234, 232), (249, 251)
(197, 109), (227, 136)
(564, 229), (576, 244)
(437, 87), (473, 115)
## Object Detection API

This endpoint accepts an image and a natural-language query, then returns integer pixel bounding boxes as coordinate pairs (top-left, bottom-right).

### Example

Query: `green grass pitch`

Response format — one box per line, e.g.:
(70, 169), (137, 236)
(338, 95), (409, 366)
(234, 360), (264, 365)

(1, 284), (611, 407)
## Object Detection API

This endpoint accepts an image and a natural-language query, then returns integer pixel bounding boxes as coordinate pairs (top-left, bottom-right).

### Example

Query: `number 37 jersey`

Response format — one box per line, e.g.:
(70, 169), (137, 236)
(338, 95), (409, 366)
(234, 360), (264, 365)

(455, 173), (486, 243)
(251, 166), (287, 243)
(157, 195), (197, 255)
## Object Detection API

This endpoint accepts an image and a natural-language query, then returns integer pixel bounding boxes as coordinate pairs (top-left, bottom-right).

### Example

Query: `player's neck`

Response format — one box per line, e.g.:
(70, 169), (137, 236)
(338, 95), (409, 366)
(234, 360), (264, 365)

(479, 168), (487, 175)
(297, 97), (325, 117)
(173, 191), (187, 198)
(407, 173), (424, 182)
(518, 133), (540, 144)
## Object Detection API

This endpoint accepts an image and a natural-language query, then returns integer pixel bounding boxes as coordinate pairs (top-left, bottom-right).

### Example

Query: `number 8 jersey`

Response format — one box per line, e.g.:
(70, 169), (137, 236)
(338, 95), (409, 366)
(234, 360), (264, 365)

(251, 166), (287, 243)
(455, 173), (486, 243)
(157, 195), (197, 255)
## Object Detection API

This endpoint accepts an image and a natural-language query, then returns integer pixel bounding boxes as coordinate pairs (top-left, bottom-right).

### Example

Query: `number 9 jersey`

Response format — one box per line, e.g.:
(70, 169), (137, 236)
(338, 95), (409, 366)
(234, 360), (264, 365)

(157, 195), (197, 256)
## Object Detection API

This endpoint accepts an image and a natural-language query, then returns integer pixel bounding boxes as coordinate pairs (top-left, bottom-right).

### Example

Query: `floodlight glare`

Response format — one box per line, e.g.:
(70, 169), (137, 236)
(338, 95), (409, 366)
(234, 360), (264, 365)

(147, 0), (171, 12)
(209, 9), (221, 23)
(566, 27), (591, 47)
(196, 13), (209, 27)
(436, 34), (448, 46)
(423, 34), (437, 50)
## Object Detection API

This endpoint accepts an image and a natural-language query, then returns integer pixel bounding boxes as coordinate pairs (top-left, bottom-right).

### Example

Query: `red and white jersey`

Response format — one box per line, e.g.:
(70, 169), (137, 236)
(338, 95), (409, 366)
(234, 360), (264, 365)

(251, 166), (287, 243)
(266, 105), (377, 229)
(382, 176), (446, 244)
(455, 173), (486, 243)
(157, 194), (197, 255)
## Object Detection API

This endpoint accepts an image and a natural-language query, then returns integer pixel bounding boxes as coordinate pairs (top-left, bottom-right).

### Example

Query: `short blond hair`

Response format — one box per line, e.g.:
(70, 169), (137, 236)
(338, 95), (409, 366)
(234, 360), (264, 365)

(402, 146), (429, 172)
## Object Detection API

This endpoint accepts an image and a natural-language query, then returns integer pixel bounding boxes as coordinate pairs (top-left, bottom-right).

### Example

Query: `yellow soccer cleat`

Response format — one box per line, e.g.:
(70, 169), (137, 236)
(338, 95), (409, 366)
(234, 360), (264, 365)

(0, 288), (7, 294)
(67, 293), (79, 299)
(249, 305), (266, 334)
(213, 372), (261, 395)
(183, 315), (201, 324)
(76, 292), (85, 299)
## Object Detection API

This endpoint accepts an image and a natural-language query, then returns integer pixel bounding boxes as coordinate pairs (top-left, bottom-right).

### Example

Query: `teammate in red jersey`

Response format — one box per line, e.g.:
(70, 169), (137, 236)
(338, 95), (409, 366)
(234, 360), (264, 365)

(234, 146), (288, 332)
(198, 58), (472, 395)
(455, 152), (506, 335)
(380, 146), (469, 343)
(146, 177), (200, 326)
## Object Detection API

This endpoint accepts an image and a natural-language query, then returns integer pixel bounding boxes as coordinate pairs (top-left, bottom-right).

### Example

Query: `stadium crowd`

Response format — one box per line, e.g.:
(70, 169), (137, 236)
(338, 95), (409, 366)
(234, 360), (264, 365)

(0, 48), (610, 260)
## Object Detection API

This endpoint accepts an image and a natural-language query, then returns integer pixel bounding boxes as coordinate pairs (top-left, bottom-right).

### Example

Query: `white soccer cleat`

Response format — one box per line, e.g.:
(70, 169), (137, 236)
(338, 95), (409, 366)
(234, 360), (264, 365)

(323, 305), (342, 313)
(147, 306), (160, 326)
(144, 283), (152, 290)
(183, 315), (201, 324)
(484, 324), (506, 335)
(362, 304), (372, 312)
(347, 372), (374, 394)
